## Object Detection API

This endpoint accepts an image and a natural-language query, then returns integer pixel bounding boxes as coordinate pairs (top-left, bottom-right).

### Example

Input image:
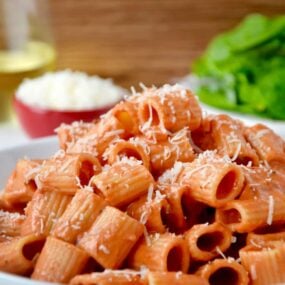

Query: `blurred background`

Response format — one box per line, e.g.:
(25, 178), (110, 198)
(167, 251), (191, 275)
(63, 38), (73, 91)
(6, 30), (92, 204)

(50, 0), (285, 87)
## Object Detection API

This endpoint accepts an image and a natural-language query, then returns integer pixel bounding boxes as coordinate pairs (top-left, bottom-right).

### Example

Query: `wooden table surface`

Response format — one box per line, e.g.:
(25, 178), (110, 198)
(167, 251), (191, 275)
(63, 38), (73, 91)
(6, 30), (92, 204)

(50, 0), (285, 88)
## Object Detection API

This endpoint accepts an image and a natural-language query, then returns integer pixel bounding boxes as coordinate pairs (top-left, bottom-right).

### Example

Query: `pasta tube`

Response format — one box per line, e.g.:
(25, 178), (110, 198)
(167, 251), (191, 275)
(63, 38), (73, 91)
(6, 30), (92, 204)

(247, 231), (285, 246)
(106, 139), (150, 169)
(209, 114), (259, 165)
(179, 151), (244, 207)
(240, 166), (273, 200)
(138, 86), (202, 132)
(3, 159), (41, 205)
(127, 193), (170, 233)
(161, 184), (214, 232)
(216, 197), (285, 233)
(21, 190), (72, 236)
(56, 121), (97, 150)
(0, 235), (45, 275)
(91, 160), (154, 207)
(70, 270), (147, 285)
(245, 124), (285, 164)
(112, 100), (140, 135)
(240, 242), (285, 285)
(190, 115), (213, 151)
(78, 206), (144, 269)
(0, 193), (13, 212)
(32, 236), (89, 283)
(240, 165), (285, 203)
(196, 258), (249, 285)
(66, 115), (126, 159)
(51, 188), (106, 243)
(139, 129), (195, 174)
(185, 222), (232, 261)
(35, 152), (101, 194)
(128, 233), (190, 273)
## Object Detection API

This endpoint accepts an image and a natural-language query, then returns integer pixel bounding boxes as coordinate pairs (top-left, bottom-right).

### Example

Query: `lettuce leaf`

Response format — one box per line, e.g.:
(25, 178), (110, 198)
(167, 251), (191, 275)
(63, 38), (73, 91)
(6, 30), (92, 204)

(192, 14), (285, 120)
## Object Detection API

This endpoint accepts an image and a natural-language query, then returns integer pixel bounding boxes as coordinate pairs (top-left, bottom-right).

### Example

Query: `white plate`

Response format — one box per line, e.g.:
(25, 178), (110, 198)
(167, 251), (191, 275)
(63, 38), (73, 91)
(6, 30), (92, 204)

(0, 136), (58, 285)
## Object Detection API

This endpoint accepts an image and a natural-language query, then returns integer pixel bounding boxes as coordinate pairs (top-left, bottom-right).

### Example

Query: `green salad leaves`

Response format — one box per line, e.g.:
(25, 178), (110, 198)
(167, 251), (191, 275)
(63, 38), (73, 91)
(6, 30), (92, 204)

(192, 14), (285, 120)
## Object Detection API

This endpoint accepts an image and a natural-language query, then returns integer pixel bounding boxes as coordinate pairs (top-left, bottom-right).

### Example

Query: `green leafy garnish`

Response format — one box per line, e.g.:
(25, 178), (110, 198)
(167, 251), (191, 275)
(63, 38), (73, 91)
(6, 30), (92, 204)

(192, 14), (285, 120)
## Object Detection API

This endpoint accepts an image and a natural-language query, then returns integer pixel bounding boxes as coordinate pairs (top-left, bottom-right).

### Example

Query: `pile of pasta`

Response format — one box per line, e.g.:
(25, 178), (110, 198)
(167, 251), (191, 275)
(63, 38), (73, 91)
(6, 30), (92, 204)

(0, 84), (285, 285)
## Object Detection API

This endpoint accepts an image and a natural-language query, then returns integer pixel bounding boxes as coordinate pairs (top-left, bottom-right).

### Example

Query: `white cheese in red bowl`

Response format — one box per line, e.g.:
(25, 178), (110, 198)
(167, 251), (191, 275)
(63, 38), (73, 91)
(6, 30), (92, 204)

(14, 70), (126, 138)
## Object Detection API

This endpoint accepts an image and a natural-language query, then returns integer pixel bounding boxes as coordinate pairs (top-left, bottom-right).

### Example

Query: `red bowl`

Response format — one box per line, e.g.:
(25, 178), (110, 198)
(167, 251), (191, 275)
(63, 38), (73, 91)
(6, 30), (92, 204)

(14, 96), (118, 138)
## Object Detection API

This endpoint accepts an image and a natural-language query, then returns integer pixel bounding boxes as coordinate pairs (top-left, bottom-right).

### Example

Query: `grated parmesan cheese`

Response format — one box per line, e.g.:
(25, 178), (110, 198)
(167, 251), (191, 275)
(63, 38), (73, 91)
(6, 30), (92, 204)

(175, 271), (183, 279)
(130, 86), (136, 96)
(154, 190), (166, 202)
(231, 236), (237, 244)
(139, 82), (148, 91)
(0, 210), (25, 220)
(147, 184), (154, 203)
(216, 246), (227, 259)
(140, 211), (149, 225)
(143, 227), (151, 246)
(158, 161), (184, 184)
(250, 265), (257, 280)
(230, 141), (242, 162)
(16, 70), (125, 110)
(267, 195), (274, 225)
(255, 128), (271, 139)
(99, 244), (110, 254)
(139, 266), (149, 278)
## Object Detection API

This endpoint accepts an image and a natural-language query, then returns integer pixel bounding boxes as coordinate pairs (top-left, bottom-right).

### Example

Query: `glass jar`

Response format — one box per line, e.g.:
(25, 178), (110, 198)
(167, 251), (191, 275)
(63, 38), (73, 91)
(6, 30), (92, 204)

(0, 0), (56, 121)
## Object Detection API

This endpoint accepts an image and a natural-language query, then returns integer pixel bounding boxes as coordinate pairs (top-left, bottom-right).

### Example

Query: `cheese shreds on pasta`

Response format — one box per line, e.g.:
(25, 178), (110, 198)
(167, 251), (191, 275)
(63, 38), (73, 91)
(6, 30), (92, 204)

(2, 83), (285, 285)
(267, 195), (274, 225)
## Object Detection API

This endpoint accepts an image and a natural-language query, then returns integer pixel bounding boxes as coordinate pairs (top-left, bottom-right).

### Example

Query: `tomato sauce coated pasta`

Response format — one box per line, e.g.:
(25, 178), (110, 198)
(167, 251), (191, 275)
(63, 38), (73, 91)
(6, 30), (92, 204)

(1, 84), (285, 285)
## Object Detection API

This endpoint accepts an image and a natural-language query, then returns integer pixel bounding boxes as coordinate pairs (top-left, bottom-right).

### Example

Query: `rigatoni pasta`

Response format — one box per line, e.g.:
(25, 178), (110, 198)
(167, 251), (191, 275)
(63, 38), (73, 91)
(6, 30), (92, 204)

(0, 235), (45, 275)
(3, 158), (40, 205)
(159, 184), (192, 232)
(196, 258), (249, 285)
(106, 139), (150, 169)
(34, 152), (101, 194)
(246, 231), (285, 245)
(185, 222), (232, 261)
(128, 233), (190, 273)
(21, 190), (72, 236)
(138, 86), (202, 133)
(208, 114), (259, 165)
(0, 84), (285, 284)
(51, 188), (106, 243)
(216, 197), (285, 233)
(91, 160), (154, 207)
(112, 100), (140, 136)
(32, 236), (89, 283)
(127, 192), (170, 234)
(66, 115), (126, 160)
(56, 121), (98, 151)
(138, 128), (195, 175)
(78, 206), (144, 269)
(245, 124), (285, 165)
(240, 242), (285, 285)
(178, 151), (244, 207)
